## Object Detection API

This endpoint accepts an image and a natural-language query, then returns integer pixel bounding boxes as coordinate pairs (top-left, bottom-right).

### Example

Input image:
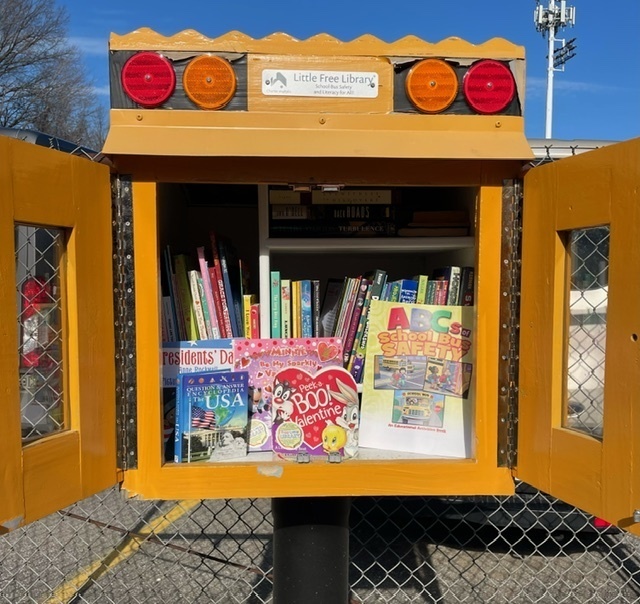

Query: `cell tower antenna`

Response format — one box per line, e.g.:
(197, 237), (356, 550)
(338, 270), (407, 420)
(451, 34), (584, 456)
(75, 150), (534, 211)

(534, 0), (577, 138)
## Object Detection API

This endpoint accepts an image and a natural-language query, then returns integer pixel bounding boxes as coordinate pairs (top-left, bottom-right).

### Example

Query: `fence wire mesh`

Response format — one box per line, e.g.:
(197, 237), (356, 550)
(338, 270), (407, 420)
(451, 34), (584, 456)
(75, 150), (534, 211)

(1, 489), (639, 603)
(6, 142), (638, 603)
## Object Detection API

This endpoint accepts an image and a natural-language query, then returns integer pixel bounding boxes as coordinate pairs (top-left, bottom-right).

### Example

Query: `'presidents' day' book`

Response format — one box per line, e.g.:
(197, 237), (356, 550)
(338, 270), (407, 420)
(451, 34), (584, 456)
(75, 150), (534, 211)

(174, 370), (249, 463)
(358, 300), (474, 458)
(162, 339), (234, 461)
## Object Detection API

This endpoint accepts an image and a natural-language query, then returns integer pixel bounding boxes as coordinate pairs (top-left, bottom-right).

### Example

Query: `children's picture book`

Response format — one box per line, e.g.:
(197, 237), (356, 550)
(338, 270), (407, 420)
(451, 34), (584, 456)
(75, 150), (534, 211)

(174, 370), (249, 462)
(359, 300), (474, 458)
(271, 366), (360, 460)
(162, 339), (234, 461)
(233, 337), (344, 453)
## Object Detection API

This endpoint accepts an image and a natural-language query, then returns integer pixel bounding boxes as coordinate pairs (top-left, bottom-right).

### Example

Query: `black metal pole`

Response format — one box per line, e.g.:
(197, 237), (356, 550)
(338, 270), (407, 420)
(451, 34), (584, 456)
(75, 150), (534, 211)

(271, 496), (352, 604)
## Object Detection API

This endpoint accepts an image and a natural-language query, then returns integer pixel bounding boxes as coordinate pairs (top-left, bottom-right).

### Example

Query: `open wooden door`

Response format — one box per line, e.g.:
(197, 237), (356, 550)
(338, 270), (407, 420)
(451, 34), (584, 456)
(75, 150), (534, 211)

(517, 137), (640, 535)
(0, 136), (117, 531)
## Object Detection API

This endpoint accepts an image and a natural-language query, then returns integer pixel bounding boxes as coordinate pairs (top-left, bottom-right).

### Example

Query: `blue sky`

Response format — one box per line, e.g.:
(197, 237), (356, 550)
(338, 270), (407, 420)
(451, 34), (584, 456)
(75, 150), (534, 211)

(59, 0), (639, 142)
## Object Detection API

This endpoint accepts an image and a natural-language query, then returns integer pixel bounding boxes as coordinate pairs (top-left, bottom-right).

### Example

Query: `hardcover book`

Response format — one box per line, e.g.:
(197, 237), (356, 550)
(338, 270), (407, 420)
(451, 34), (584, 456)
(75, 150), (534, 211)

(350, 269), (387, 383)
(162, 339), (235, 462)
(358, 300), (474, 458)
(270, 270), (281, 338)
(300, 279), (313, 337)
(174, 370), (250, 463)
(233, 337), (344, 452)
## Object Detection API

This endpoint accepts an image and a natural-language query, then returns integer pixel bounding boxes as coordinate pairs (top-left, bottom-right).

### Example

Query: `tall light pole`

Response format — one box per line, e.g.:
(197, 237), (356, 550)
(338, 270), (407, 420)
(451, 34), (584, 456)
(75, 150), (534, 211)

(534, 1), (577, 138)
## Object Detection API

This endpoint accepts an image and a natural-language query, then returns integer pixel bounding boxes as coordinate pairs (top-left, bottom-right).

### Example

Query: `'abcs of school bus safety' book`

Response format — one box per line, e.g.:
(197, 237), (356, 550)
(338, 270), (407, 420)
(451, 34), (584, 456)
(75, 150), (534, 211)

(174, 370), (249, 463)
(233, 337), (344, 452)
(359, 300), (474, 458)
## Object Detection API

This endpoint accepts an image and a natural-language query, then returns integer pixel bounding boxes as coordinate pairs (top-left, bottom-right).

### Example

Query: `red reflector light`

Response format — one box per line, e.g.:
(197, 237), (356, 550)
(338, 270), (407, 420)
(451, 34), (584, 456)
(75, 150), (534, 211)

(593, 517), (612, 529)
(121, 52), (176, 108)
(462, 59), (515, 114)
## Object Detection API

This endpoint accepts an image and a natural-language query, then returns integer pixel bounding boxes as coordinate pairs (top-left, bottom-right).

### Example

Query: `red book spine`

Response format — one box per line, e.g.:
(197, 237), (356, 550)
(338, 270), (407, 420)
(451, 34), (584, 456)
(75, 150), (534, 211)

(250, 303), (260, 338)
(208, 266), (230, 338)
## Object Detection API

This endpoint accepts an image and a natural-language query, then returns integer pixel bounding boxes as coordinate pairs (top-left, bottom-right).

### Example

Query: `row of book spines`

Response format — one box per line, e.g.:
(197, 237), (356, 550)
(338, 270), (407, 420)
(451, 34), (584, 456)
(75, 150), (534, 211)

(162, 241), (258, 342)
(270, 272), (321, 338)
(331, 267), (474, 383)
(162, 271), (261, 342)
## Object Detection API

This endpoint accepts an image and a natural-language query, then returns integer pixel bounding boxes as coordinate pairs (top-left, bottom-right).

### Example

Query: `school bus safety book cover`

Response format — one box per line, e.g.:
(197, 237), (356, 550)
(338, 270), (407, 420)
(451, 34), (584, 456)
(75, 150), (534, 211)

(359, 300), (474, 458)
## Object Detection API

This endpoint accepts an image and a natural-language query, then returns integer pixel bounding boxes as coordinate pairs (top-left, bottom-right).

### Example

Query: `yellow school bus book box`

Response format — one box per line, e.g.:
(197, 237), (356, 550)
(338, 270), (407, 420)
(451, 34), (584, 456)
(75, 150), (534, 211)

(1, 29), (638, 536)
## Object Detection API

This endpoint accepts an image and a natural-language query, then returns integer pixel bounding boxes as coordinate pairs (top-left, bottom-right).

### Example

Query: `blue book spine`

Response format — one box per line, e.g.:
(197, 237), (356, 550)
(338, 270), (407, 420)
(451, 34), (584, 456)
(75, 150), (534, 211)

(270, 271), (281, 338)
(397, 279), (419, 304)
(300, 280), (313, 337)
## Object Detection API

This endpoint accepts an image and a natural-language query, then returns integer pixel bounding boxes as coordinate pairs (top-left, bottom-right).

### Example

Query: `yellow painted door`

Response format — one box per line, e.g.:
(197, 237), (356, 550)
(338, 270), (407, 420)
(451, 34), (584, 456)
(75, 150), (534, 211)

(0, 136), (117, 531)
(518, 137), (639, 535)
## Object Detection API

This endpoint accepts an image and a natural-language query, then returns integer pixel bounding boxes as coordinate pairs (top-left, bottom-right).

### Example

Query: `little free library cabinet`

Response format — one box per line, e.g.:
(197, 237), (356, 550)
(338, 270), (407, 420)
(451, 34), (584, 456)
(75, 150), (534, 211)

(1, 29), (638, 536)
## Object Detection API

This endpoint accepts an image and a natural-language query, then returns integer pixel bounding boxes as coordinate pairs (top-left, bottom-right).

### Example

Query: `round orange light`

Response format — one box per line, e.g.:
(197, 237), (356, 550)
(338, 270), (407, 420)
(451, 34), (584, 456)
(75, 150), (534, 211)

(183, 55), (237, 110)
(405, 59), (459, 114)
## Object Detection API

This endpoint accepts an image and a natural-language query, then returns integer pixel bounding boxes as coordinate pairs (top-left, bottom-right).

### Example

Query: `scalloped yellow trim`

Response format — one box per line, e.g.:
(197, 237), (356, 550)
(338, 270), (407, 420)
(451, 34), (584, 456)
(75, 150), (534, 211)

(109, 28), (524, 59)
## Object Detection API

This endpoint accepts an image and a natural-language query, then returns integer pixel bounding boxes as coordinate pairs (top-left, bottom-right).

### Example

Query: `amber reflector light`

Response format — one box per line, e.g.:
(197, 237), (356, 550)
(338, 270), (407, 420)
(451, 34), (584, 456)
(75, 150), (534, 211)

(462, 59), (516, 114)
(405, 59), (459, 113)
(121, 52), (176, 108)
(183, 55), (237, 110)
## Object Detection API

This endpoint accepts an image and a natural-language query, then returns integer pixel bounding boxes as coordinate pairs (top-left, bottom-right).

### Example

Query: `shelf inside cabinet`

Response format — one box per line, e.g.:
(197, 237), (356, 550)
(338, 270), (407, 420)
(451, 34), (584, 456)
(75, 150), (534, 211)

(263, 236), (475, 253)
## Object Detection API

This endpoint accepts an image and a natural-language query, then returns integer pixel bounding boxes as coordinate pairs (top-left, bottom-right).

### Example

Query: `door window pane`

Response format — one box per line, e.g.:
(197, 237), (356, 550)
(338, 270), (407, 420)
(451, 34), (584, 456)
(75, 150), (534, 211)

(15, 225), (65, 441)
(566, 226), (608, 439)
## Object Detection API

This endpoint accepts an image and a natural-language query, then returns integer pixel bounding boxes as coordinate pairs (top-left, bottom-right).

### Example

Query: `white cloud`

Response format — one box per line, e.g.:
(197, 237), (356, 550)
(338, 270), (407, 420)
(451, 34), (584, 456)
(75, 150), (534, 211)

(68, 36), (108, 56)
(93, 85), (111, 97)
(527, 75), (618, 98)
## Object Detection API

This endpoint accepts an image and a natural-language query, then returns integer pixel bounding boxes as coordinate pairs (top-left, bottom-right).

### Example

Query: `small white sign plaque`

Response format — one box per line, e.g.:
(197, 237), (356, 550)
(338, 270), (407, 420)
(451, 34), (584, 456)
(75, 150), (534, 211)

(262, 69), (379, 98)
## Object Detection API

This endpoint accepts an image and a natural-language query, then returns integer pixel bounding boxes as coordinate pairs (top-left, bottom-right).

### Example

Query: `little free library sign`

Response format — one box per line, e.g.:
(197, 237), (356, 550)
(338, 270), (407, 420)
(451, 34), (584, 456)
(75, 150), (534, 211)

(262, 69), (379, 98)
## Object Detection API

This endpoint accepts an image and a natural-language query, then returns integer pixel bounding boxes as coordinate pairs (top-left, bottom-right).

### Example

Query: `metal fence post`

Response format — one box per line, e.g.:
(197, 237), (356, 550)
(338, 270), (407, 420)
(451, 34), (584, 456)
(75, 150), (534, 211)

(272, 496), (352, 603)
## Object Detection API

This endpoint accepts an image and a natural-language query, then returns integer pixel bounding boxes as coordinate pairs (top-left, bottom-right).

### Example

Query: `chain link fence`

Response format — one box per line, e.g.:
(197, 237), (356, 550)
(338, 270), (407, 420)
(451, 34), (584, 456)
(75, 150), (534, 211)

(6, 141), (638, 602)
(1, 489), (639, 603)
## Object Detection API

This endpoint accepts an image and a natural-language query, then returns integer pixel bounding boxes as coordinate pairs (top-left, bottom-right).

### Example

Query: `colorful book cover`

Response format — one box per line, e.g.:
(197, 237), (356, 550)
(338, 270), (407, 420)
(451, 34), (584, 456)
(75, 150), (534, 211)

(174, 370), (249, 463)
(359, 300), (474, 458)
(415, 275), (429, 304)
(208, 264), (230, 338)
(162, 339), (234, 462)
(346, 283), (373, 372)
(243, 293), (257, 338)
(233, 337), (344, 452)
(281, 279), (291, 337)
(311, 279), (321, 337)
(197, 246), (220, 338)
(397, 279), (419, 304)
(270, 270), (281, 338)
(196, 272), (216, 339)
(250, 303), (261, 338)
(188, 270), (207, 340)
(432, 266), (461, 306)
(387, 280), (402, 302)
(342, 279), (371, 367)
(425, 280), (437, 304)
(300, 279), (313, 337)
(335, 277), (361, 342)
(350, 269), (387, 383)
(291, 280), (300, 337)
(434, 279), (449, 305)
(271, 366), (359, 460)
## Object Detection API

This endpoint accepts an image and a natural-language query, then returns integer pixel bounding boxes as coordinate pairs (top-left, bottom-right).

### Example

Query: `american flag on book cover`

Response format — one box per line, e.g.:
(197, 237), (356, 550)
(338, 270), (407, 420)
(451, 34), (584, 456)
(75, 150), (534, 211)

(191, 406), (216, 430)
